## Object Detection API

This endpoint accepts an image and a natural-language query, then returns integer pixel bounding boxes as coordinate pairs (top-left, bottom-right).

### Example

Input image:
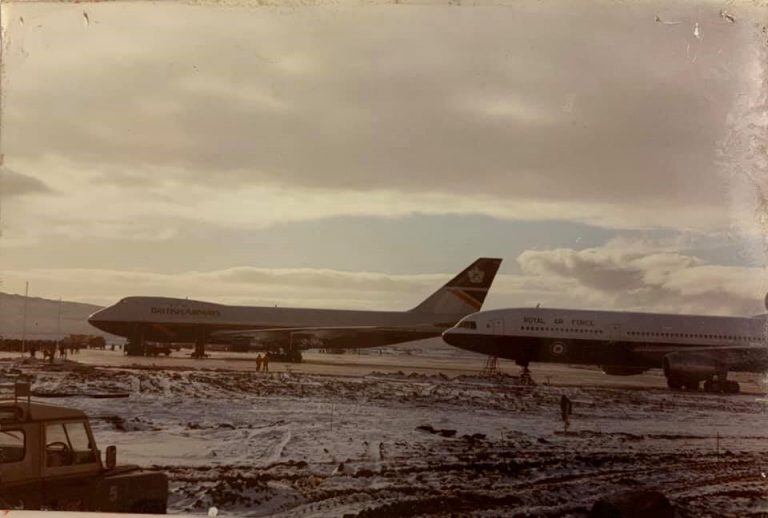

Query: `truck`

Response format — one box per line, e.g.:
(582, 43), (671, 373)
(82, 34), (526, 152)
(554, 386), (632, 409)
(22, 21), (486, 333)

(0, 387), (168, 513)
(124, 341), (172, 357)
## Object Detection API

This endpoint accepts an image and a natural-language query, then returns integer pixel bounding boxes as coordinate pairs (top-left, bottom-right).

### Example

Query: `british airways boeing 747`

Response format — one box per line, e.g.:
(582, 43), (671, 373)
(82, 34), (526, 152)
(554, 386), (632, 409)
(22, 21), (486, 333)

(89, 258), (502, 360)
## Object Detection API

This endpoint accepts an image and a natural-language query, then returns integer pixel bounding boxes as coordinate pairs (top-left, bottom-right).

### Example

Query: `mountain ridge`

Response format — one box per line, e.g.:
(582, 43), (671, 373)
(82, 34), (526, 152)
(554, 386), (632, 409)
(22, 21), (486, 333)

(0, 292), (109, 339)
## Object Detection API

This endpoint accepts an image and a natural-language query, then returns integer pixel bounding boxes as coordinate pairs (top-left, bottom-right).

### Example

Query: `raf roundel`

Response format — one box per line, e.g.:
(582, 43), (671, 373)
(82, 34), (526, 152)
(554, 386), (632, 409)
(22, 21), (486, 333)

(550, 342), (566, 356)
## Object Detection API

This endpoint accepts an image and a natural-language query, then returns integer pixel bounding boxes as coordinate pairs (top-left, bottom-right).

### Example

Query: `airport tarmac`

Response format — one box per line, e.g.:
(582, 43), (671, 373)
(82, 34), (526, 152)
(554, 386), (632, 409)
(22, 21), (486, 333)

(2, 348), (767, 516)
(3, 346), (766, 394)
(1, 354), (767, 516)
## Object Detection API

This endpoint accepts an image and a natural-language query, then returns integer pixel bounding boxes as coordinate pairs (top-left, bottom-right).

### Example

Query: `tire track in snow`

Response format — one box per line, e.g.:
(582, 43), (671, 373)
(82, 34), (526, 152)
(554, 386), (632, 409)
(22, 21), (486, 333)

(266, 430), (292, 465)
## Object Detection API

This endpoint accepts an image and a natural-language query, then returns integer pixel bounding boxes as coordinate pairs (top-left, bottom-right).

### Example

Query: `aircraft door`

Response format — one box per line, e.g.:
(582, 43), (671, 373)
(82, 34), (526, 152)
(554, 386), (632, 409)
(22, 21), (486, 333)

(490, 318), (505, 335)
(609, 324), (622, 343)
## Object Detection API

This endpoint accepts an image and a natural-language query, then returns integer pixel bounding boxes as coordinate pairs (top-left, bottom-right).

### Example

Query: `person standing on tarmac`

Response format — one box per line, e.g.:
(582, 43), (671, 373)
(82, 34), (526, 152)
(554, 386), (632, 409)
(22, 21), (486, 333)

(255, 354), (263, 372)
(560, 394), (573, 432)
(262, 354), (269, 373)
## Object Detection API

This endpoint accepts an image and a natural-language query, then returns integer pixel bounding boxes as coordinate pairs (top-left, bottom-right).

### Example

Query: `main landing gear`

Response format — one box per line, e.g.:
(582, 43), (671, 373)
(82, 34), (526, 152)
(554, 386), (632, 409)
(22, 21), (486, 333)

(666, 375), (740, 394)
(703, 378), (740, 394)
(191, 340), (207, 359)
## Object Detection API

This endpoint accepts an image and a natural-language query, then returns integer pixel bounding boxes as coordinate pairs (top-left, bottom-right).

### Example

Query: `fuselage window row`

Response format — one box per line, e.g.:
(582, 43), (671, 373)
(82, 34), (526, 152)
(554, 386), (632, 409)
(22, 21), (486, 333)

(519, 326), (603, 335)
(517, 327), (758, 342)
(626, 330), (756, 341)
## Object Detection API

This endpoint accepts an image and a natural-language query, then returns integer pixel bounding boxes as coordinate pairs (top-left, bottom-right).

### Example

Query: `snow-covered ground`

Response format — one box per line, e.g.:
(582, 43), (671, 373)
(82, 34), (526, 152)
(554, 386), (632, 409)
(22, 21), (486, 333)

(2, 355), (768, 517)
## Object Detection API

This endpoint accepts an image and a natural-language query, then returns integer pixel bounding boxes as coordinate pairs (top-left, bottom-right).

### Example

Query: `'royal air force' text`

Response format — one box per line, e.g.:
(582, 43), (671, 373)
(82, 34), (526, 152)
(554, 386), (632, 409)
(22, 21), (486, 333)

(523, 316), (594, 327)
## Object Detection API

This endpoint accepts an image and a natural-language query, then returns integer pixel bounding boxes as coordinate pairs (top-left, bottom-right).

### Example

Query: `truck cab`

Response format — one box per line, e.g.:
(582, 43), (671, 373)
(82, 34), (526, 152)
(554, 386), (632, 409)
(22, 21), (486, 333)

(0, 397), (168, 513)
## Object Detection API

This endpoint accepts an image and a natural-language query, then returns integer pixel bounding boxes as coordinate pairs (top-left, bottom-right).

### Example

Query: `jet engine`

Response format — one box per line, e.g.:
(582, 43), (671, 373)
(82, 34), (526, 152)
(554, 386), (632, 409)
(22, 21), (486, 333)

(601, 365), (648, 376)
(662, 352), (726, 382)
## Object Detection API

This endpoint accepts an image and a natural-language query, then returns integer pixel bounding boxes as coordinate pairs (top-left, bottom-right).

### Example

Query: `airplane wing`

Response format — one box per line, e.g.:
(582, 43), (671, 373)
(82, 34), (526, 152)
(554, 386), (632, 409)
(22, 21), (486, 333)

(632, 343), (766, 353)
(631, 343), (768, 368)
(210, 326), (441, 349)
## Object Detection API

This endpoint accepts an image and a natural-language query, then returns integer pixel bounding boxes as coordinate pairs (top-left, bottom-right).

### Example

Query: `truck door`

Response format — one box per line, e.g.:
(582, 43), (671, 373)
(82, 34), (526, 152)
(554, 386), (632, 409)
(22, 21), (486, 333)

(609, 323), (622, 343)
(42, 421), (101, 511)
(0, 423), (42, 509)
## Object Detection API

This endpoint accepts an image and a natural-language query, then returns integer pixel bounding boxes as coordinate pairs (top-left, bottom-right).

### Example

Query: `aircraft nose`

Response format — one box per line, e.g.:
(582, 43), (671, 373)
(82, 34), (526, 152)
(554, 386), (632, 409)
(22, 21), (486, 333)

(87, 307), (111, 330)
(88, 308), (103, 322)
(441, 328), (466, 347)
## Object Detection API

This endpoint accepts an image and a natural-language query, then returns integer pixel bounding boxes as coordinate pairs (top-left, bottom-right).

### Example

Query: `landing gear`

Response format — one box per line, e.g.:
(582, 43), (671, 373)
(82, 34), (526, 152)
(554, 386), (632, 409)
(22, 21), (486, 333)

(667, 375), (740, 394)
(667, 378), (699, 391)
(516, 359), (536, 386)
(191, 328), (209, 359)
(703, 378), (740, 394)
(125, 329), (146, 356)
(666, 377), (683, 390)
(191, 340), (207, 359)
(520, 367), (535, 386)
(684, 380), (700, 392)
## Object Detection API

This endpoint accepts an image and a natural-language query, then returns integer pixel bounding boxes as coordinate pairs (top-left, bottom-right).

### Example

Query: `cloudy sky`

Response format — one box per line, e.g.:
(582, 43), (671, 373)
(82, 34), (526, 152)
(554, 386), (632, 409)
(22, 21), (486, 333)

(1, 1), (766, 316)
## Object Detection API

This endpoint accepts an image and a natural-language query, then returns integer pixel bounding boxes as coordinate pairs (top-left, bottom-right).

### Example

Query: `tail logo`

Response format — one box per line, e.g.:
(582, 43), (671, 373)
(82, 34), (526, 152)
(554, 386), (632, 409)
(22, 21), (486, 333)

(468, 266), (485, 284)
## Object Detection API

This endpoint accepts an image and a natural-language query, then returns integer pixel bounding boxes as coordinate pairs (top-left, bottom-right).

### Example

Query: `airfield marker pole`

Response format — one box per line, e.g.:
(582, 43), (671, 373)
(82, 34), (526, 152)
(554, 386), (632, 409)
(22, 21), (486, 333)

(21, 281), (29, 357)
(56, 297), (62, 354)
(716, 432), (720, 458)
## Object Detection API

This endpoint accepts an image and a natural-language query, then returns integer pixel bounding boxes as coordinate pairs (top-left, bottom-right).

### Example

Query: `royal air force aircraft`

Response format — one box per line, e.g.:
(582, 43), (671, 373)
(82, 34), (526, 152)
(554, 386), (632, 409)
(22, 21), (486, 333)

(442, 299), (768, 394)
(88, 258), (502, 360)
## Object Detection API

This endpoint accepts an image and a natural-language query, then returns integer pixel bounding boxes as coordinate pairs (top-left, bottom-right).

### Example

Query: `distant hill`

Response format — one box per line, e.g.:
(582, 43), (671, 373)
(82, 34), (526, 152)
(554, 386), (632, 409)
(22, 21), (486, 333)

(0, 292), (110, 340)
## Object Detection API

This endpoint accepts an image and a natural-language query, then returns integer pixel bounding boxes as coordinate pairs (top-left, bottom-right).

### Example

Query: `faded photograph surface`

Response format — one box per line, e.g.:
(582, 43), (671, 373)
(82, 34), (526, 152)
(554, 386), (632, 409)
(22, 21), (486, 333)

(0, 1), (767, 516)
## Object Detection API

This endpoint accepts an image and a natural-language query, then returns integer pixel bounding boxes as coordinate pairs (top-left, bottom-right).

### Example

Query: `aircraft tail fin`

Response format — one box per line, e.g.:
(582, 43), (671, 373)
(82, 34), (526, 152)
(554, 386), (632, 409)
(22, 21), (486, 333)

(409, 258), (502, 316)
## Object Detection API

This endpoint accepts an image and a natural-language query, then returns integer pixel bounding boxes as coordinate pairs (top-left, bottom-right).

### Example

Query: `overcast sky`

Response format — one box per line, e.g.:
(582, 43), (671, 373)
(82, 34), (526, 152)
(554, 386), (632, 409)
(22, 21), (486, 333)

(1, 1), (766, 315)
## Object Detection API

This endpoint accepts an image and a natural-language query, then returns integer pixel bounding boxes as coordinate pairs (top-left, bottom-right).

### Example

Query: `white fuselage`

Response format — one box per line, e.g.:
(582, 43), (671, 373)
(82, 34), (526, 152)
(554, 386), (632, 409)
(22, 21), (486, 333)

(443, 307), (768, 372)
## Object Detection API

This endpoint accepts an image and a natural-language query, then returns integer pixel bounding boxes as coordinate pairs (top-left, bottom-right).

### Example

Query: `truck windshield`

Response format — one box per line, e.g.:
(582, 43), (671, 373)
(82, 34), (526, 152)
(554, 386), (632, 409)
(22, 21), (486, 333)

(65, 422), (97, 465)
(46, 422), (96, 467)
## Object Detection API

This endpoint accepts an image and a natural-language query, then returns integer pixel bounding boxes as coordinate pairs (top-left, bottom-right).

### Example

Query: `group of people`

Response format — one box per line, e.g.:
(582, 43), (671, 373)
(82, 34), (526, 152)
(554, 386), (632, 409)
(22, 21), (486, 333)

(29, 342), (80, 362)
(255, 353), (269, 372)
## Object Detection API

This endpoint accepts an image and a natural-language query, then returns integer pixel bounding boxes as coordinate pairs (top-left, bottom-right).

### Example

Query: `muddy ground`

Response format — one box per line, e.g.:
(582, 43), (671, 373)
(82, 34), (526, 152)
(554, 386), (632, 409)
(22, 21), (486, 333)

(3, 358), (768, 517)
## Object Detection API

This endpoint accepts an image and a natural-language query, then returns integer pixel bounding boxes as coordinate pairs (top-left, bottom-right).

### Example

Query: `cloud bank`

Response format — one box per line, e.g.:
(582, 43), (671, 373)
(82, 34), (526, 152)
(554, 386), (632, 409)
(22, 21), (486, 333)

(3, 240), (764, 316)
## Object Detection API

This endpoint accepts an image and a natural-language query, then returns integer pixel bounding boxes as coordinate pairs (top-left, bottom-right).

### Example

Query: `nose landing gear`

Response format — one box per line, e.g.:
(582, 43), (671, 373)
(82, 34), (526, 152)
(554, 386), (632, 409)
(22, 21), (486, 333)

(516, 359), (536, 386)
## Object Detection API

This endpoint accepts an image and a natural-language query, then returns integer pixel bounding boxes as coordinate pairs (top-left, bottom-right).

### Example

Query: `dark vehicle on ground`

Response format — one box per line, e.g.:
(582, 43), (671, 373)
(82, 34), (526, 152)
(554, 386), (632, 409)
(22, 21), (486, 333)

(145, 343), (173, 357)
(124, 341), (172, 357)
(0, 395), (168, 513)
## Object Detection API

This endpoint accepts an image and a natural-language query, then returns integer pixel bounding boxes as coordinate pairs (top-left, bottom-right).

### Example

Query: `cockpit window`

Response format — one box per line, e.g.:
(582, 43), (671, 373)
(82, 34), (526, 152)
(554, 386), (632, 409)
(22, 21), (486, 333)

(458, 320), (477, 329)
